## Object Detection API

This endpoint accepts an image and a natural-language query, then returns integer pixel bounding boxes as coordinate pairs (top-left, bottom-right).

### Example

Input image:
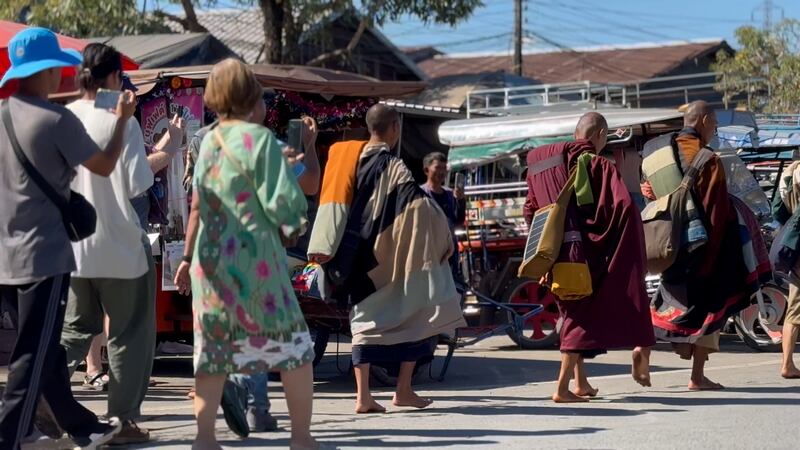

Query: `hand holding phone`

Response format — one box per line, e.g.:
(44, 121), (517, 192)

(301, 116), (318, 150)
(115, 90), (137, 120)
(281, 143), (307, 179)
(454, 172), (465, 199)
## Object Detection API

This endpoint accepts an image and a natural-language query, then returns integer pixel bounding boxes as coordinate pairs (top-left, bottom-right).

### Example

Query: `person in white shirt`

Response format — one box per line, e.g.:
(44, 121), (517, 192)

(57, 43), (184, 446)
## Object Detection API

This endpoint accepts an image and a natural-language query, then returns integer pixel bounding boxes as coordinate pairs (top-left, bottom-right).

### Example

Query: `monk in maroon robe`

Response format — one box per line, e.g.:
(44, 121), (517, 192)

(524, 112), (655, 403)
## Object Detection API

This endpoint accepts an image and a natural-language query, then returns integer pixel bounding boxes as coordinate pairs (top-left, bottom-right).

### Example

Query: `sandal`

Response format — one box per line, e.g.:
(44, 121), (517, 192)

(83, 372), (109, 391)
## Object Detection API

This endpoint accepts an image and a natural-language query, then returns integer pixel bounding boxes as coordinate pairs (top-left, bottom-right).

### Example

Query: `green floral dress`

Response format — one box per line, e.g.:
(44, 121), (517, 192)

(191, 122), (313, 375)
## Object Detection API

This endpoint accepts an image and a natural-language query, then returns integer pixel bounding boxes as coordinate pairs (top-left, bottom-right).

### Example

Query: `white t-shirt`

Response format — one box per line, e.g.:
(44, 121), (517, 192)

(67, 99), (154, 279)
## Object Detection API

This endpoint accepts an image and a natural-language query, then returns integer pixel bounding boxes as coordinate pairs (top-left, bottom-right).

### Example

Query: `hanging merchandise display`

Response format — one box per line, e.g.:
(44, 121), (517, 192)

(140, 86), (205, 234)
(168, 88), (205, 234)
(140, 97), (171, 226)
(263, 90), (376, 138)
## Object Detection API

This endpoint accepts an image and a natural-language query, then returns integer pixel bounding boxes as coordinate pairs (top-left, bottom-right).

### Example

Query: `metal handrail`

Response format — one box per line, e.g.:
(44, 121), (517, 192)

(757, 114), (800, 126)
(467, 80), (629, 117)
(464, 71), (759, 116)
(465, 181), (527, 191)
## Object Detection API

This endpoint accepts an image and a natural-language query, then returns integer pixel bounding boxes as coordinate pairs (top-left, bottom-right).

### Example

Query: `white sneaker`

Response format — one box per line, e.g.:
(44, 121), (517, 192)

(70, 417), (122, 450)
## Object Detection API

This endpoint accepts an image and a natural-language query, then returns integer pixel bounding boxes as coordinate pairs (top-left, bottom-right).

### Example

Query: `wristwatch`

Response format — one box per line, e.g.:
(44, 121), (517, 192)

(181, 255), (192, 263)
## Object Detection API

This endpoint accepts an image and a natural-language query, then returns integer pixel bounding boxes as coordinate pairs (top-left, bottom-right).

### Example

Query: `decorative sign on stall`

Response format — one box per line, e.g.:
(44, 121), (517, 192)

(141, 97), (168, 148)
(140, 87), (205, 235)
(141, 86), (205, 148)
(171, 87), (204, 140)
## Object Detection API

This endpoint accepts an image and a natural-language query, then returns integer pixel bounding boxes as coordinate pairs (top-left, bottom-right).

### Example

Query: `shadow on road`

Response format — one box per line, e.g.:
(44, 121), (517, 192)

(720, 385), (800, 394)
(401, 404), (649, 417)
(143, 426), (606, 448)
(620, 394), (799, 406)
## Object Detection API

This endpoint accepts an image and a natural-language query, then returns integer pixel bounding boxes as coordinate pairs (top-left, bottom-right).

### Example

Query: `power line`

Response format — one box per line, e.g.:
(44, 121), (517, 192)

(547, 2), (686, 42)
(523, 30), (641, 80)
(427, 32), (514, 49)
(539, 0), (752, 25)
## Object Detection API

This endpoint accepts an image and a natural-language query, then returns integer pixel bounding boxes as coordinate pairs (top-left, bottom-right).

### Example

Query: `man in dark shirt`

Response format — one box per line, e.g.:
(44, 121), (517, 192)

(420, 152), (466, 282)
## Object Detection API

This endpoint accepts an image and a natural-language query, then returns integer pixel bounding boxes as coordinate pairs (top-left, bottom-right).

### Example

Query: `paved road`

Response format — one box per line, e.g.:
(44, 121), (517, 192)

(15, 335), (800, 449)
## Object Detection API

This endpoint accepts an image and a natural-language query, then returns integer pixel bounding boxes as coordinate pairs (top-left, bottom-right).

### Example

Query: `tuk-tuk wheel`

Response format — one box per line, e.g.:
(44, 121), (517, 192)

(503, 277), (561, 350)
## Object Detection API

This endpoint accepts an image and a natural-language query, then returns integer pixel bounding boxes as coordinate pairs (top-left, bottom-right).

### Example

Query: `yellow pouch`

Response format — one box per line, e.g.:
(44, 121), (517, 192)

(550, 262), (593, 300)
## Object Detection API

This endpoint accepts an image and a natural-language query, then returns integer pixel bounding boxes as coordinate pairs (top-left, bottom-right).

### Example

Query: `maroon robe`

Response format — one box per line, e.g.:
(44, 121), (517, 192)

(524, 139), (655, 353)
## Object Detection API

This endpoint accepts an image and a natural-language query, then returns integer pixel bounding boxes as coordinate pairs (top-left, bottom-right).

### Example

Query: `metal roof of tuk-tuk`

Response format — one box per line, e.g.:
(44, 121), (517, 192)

(440, 107), (683, 170)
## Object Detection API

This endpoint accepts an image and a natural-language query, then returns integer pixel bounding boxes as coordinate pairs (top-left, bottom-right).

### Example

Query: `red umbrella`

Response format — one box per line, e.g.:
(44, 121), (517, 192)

(0, 20), (139, 98)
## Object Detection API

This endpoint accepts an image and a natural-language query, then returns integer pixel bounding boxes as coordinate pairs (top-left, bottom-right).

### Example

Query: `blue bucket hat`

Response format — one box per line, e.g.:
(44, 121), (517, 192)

(0, 27), (83, 88)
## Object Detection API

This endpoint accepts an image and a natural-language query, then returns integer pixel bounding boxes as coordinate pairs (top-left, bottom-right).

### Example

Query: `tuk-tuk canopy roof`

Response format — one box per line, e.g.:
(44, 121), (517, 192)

(440, 107), (683, 170)
(128, 64), (426, 98)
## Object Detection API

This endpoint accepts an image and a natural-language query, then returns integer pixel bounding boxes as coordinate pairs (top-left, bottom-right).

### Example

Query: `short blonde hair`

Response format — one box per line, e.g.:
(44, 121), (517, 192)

(204, 58), (262, 119)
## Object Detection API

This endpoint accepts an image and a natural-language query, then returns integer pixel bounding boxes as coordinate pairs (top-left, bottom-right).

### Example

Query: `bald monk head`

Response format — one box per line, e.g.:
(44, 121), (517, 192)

(366, 103), (401, 148)
(683, 100), (717, 146)
(574, 112), (608, 152)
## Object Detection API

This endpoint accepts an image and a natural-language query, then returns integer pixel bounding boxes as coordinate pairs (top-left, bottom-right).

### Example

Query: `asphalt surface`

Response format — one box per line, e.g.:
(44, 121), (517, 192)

(11, 334), (800, 449)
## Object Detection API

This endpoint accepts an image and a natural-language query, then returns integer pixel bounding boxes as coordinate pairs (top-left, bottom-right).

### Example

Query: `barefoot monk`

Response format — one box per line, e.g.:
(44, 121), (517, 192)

(308, 104), (465, 413)
(523, 112), (656, 403)
(643, 101), (752, 391)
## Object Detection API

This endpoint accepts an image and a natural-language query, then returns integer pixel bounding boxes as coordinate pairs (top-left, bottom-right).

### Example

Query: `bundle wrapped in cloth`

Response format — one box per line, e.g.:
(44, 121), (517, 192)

(289, 262), (326, 301)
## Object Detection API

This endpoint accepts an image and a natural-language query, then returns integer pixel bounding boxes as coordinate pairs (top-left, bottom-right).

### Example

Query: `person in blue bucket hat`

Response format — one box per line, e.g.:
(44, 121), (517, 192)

(0, 27), (137, 450)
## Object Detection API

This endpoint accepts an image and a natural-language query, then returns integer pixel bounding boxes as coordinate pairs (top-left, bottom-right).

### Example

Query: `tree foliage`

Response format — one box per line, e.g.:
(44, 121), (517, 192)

(1, 0), (482, 68)
(166, 0), (483, 64)
(713, 19), (800, 113)
(0, 0), (169, 37)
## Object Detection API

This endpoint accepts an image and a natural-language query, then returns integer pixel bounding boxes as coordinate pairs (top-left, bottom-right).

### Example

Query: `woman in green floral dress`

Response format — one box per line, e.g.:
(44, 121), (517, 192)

(174, 59), (316, 450)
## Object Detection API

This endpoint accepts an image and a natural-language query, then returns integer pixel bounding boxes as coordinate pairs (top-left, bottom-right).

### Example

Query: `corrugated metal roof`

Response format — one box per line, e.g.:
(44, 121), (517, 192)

(166, 8), (265, 63)
(165, 8), (426, 81)
(417, 40), (731, 84)
(87, 33), (236, 68)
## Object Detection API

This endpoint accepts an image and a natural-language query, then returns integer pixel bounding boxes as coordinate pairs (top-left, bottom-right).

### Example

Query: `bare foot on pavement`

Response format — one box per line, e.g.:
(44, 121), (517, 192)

(688, 376), (724, 391)
(781, 367), (800, 379)
(573, 385), (599, 397)
(393, 391), (433, 409)
(552, 391), (590, 403)
(355, 398), (387, 414)
(632, 347), (652, 387)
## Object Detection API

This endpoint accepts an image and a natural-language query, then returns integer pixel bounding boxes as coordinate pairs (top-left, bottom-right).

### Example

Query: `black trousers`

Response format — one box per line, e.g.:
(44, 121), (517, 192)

(0, 274), (97, 449)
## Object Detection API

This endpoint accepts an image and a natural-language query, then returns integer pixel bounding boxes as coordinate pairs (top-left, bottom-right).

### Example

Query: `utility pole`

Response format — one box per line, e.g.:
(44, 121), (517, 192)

(752, 0), (785, 32)
(764, 0), (773, 30)
(513, 0), (523, 76)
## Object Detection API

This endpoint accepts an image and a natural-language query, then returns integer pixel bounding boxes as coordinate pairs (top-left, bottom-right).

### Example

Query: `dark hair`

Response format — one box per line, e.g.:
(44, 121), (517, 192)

(79, 43), (122, 91)
(423, 152), (447, 168)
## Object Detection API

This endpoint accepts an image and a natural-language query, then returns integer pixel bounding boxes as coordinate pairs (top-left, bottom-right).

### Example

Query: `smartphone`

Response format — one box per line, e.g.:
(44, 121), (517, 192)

(454, 172), (465, 191)
(287, 119), (304, 154)
(95, 88), (121, 111)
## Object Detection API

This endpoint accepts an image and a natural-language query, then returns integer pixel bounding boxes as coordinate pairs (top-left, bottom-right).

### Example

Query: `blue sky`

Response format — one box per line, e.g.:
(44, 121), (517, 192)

(380, 0), (800, 54)
(145, 0), (800, 54)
